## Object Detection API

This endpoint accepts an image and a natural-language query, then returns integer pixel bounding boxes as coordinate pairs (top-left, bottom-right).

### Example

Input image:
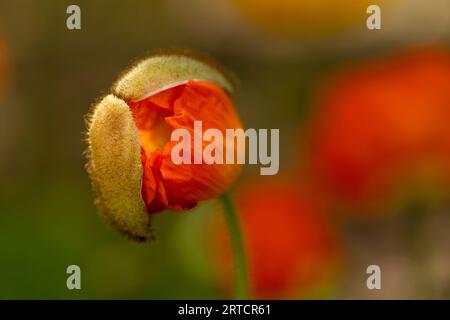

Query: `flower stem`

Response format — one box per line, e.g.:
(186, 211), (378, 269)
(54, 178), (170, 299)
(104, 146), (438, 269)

(220, 192), (248, 299)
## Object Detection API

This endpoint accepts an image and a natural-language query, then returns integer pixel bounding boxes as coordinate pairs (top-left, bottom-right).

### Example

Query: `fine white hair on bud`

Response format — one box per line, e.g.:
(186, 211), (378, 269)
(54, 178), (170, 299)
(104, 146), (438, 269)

(86, 94), (152, 241)
(112, 53), (234, 101)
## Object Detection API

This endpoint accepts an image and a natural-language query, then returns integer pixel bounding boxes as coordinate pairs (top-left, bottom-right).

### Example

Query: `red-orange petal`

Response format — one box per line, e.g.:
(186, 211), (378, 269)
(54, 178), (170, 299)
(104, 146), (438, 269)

(128, 80), (243, 214)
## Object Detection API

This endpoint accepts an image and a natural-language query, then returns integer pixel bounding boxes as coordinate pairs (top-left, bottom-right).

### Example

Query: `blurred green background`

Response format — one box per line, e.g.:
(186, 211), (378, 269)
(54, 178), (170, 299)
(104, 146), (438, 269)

(0, 0), (449, 299)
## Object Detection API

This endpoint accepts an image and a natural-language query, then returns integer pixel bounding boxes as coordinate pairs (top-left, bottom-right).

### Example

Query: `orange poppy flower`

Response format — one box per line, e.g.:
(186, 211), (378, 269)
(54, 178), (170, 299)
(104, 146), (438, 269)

(212, 178), (341, 299)
(87, 53), (243, 240)
(309, 47), (450, 214)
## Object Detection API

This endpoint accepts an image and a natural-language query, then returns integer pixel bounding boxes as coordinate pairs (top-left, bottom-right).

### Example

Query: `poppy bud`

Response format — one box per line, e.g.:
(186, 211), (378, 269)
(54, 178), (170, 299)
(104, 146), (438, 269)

(86, 53), (243, 240)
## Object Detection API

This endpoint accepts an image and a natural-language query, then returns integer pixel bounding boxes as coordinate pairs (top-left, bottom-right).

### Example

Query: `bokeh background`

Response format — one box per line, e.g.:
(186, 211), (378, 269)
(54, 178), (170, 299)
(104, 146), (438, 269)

(0, 0), (450, 299)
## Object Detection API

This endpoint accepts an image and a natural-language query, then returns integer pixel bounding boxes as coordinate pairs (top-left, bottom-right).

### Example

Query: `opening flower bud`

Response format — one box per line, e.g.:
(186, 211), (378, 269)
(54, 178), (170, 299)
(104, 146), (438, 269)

(86, 53), (243, 240)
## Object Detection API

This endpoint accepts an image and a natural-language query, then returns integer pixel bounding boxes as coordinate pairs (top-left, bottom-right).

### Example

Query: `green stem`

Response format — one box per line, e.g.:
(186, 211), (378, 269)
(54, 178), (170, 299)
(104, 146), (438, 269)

(220, 192), (248, 299)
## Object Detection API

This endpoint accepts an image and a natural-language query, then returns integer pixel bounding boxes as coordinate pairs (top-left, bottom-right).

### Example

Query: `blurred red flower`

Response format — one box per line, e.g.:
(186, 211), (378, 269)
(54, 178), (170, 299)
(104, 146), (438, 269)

(308, 47), (450, 215)
(212, 178), (341, 299)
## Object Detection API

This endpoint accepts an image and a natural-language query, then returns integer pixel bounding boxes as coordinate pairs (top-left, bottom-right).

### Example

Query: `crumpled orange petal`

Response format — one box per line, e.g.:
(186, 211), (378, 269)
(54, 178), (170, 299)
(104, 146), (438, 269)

(128, 80), (243, 214)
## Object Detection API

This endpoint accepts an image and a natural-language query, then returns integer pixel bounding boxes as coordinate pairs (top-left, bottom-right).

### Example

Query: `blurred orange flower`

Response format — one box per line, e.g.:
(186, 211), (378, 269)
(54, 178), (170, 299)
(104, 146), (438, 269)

(309, 47), (450, 215)
(212, 178), (341, 299)
(231, 0), (376, 36)
(87, 54), (242, 240)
